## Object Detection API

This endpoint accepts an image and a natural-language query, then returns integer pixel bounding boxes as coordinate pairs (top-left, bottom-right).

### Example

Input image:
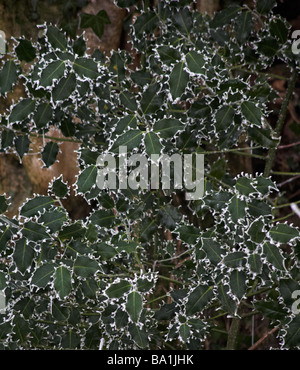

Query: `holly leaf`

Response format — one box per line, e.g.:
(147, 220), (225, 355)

(52, 72), (76, 102)
(9, 98), (36, 124)
(169, 61), (189, 100)
(15, 39), (36, 62)
(46, 26), (68, 51)
(42, 142), (60, 168)
(40, 60), (65, 87)
(54, 265), (72, 299)
(15, 135), (30, 160)
(34, 102), (53, 128)
(126, 291), (143, 323)
(0, 60), (18, 94)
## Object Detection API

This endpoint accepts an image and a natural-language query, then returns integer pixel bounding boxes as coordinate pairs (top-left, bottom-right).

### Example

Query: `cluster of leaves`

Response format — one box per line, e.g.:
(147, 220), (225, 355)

(0, 0), (300, 349)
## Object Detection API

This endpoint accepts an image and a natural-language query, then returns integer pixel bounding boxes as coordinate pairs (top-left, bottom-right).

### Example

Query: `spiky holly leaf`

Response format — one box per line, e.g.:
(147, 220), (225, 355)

(54, 265), (72, 299)
(269, 223), (299, 244)
(46, 26), (68, 51)
(73, 57), (98, 79)
(0, 60), (18, 94)
(15, 135), (30, 160)
(186, 285), (214, 315)
(15, 39), (36, 62)
(73, 256), (99, 278)
(126, 291), (143, 323)
(9, 98), (36, 124)
(31, 263), (56, 288)
(106, 280), (132, 299)
(20, 196), (55, 218)
(169, 61), (189, 100)
(42, 141), (60, 168)
(52, 72), (76, 102)
(13, 238), (34, 274)
(40, 60), (65, 87)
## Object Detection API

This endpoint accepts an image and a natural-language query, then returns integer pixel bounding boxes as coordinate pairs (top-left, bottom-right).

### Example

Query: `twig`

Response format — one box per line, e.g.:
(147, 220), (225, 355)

(264, 67), (298, 177)
(248, 326), (279, 350)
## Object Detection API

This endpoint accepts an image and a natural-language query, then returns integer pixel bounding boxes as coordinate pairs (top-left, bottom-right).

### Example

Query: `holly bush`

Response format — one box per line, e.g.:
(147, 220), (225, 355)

(0, 0), (300, 350)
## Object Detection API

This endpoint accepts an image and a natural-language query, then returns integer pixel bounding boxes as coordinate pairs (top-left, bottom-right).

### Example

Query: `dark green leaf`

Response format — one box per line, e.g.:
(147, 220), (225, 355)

(40, 60), (65, 87)
(185, 51), (205, 74)
(42, 142), (60, 168)
(51, 177), (69, 198)
(15, 39), (36, 62)
(254, 300), (287, 320)
(210, 5), (241, 28)
(248, 219), (265, 244)
(0, 195), (9, 214)
(217, 284), (236, 315)
(92, 242), (117, 260)
(54, 265), (72, 299)
(106, 279), (132, 298)
(186, 285), (214, 315)
(153, 118), (184, 139)
(52, 72), (76, 102)
(215, 105), (235, 132)
(119, 90), (138, 111)
(80, 10), (111, 39)
(169, 61), (189, 100)
(34, 102), (53, 128)
(38, 209), (67, 233)
(110, 130), (143, 153)
(72, 35), (86, 56)
(20, 196), (55, 218)
(172, 8), (193, 36)
(22, 221), (51, 242)
(236, 176), (256, 196)
(13, 238), (34, 274)
(284, 316), (300, 347)
(128, 323), (148, 349)
(270, 223), (299, 243)
(247, 199), (272, 218)
(270, 18), (289, 44)
(31, 263), (55, 288)
(89, 210), (115, 228)
(73, 256), (99, 278)
(144, 131), (163, 156)
(140, 84), (163, 115)
(126, 291), (143, 322)
(176, 225), (200, 245)
(9, 98), (36, 124)
(249, 124), (278, 149)
(202, 238), (224, 265)
(157, 204), (182, 231)
(1, 129), (14, 149)
(263, 242), (285, 270)
(179, 323), (191, 343)
(46, 26), (68, 51)
(229, 270), (247, 300)
(157, 45), (181, 66)
(15, 135), (30, 160)
(73, 57), (98, 79)
(256, 0), (276, 14)
(77, 165), (97, 193)
(241, 101), (262, 127)
(58, 222), (86, 240)
(228, 195), (246, 223)
(235, 11), (252, 44)
(223, 252), (246, 268)
(0, 60), (18, 94)
(247, 253), (263, 274)
(133, 12), (159, 40)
